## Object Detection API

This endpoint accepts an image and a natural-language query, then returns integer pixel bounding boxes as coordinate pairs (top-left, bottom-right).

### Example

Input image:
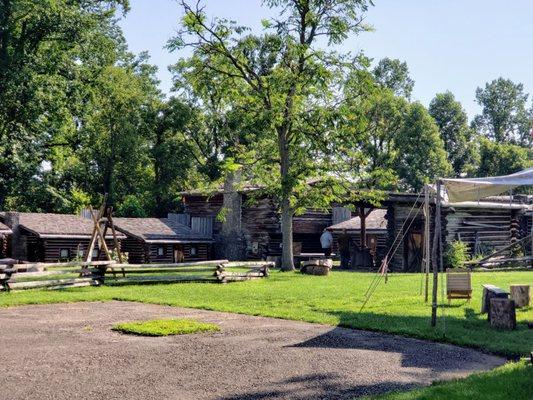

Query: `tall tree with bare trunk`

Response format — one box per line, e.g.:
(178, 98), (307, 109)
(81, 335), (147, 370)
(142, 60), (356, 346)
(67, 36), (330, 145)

(169, 0), (373, 270)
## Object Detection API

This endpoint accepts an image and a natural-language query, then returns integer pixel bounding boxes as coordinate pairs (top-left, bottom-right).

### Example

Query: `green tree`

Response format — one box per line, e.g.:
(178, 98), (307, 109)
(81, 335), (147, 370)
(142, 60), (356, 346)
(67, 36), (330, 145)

(0, 0), (129, 208)
(473, 77), (533, 146)
(170, 0), (374, 270)
(350, 82), (409, 189)
(395, 103), (452, 191)
(78, 58), (160, 208)
(477, 137), (532, 177)
(149, 97), (197, 216)
(429, 91), (479, 176)
(372, 57), (414, 99)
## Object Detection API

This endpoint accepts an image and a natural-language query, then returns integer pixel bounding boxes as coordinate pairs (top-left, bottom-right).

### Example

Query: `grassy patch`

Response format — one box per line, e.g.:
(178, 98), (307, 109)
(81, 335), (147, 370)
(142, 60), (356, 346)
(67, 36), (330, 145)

(365, 361), (533, 400)
(1, 271), (531, 356)
(112, 318), (220, 336)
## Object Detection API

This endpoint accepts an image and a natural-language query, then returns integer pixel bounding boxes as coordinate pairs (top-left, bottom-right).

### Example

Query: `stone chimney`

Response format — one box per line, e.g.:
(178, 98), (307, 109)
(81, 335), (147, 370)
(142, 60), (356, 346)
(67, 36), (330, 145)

(4, 212), (26, 260)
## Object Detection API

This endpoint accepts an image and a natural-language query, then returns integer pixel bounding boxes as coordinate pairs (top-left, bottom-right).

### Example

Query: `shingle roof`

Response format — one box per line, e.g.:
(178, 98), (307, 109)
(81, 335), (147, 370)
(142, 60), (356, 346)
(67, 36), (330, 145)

(113, 218), (212, 243)
(3, 212), (123, 239)
(0, 221), (11, 234)
(328, 209), (387, 232)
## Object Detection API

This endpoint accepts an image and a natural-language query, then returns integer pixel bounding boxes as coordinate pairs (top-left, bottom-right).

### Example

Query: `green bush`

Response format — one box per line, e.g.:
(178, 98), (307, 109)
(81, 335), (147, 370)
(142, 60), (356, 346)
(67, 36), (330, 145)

(445, 240), (469, 269)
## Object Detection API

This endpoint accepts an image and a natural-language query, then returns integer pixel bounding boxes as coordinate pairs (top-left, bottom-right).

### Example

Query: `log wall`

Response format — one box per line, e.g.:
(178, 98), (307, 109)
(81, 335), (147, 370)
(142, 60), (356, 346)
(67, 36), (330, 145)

(121, 236), (210, 264)
(183, 193), (333, 259)
(17, 232), (121, 263)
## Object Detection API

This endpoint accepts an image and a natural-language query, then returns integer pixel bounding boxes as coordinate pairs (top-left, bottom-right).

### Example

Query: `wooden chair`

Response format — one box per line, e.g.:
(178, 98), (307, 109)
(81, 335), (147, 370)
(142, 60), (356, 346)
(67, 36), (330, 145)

(446, 269), (472, 303)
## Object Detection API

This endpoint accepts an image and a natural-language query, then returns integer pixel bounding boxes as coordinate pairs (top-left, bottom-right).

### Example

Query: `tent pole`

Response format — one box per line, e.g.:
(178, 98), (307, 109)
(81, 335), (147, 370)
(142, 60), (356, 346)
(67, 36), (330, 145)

(424, 185), (430, 302)
(431, 179), (442, 327)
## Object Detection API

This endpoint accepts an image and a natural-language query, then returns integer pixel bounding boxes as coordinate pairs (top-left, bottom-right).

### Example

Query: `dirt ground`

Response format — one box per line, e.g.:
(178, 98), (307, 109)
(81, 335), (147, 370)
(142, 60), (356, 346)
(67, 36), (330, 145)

(0, 301), (504, 400)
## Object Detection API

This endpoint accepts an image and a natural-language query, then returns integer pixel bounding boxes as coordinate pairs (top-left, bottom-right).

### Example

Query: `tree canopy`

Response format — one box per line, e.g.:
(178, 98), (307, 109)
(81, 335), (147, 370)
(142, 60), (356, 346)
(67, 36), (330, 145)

(0, 0), (531, 246)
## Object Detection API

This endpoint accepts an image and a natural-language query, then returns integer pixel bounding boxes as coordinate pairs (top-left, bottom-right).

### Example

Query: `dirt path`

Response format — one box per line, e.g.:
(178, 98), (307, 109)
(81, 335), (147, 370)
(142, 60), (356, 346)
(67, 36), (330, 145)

(0, 301), (504, 399)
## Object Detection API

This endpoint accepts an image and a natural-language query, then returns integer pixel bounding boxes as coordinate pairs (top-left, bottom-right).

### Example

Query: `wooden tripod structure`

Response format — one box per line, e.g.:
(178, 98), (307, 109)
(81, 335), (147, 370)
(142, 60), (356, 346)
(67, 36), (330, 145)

(84, 197), (124, 275)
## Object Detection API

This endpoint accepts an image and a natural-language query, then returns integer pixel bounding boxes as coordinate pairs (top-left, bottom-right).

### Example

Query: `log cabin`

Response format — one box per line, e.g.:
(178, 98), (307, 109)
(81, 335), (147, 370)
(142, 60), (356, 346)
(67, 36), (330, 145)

(0, 212), (124, 262)
(113, 218), (212, 263)
(326, 209), (388, 268)
(181, 187), (343, 260)
(383, 193), (532, 272)
(182, 187), (532, 270)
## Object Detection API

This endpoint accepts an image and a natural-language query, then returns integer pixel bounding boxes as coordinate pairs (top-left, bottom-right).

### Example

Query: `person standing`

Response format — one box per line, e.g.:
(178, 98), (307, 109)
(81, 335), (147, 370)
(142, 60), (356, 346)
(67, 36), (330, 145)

(320, 229), (333, 257)
(337, 229), (351, 269)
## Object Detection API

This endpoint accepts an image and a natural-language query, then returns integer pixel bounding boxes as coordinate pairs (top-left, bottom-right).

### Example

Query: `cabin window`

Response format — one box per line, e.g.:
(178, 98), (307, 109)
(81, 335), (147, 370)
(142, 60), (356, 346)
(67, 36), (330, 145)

(157, 246), (165, 257)
(60, 249), (70, 259)
(190, 246), (198, 256)
(77, 250), (84, 258)
(92, 249), (99, 259)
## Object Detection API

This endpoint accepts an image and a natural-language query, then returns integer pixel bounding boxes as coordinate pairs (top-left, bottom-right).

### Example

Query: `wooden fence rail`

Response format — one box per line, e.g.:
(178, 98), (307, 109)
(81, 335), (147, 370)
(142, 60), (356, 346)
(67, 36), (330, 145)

(0, 259), (271, 291)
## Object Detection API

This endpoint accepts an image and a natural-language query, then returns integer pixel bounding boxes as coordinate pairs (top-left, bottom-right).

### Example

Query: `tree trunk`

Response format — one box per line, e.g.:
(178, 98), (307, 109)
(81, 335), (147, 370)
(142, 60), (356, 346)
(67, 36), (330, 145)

(278, 127), (294, 271)
(280, 196), (294, 271)
(218, 170), (245, 261)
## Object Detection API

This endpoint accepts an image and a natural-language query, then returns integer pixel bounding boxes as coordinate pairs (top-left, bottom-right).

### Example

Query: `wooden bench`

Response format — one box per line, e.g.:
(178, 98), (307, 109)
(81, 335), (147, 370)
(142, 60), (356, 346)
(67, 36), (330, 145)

(446, 269), (472, 302)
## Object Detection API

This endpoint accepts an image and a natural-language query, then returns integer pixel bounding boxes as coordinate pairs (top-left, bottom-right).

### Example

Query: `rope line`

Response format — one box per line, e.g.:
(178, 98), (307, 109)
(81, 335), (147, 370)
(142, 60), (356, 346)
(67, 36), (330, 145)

(360, 196), (425, 312)
(362, 191), (424, 299)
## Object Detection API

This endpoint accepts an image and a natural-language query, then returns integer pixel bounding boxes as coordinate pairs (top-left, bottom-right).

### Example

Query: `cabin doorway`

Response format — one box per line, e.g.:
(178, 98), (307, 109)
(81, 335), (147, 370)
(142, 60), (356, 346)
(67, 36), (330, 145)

(403, 220), (424, 272)
(173, 245), (184, 263)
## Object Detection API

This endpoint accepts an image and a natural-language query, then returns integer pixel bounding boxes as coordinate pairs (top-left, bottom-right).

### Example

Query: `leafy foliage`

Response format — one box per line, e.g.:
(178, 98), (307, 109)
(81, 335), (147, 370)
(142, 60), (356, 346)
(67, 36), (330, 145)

(429, 92), (479, 177)
(373, 57), (414, 99)
(444, 241), (469, 269)
(477, 137), (532, 177)
(395, 103), (452, 190)
(473, 77), (533, 146)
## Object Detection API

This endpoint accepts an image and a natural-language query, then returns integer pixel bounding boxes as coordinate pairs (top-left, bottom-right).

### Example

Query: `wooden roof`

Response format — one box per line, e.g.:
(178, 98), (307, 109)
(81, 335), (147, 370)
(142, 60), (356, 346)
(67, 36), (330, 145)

(327, 209), (387, 232)
(113, 218), (212, 244)
(1, 212), (124, 239)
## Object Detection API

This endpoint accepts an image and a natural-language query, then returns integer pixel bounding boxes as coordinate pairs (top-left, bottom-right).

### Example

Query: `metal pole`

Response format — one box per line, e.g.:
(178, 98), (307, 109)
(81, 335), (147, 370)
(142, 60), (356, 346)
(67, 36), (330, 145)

(431, 180), (442, 327)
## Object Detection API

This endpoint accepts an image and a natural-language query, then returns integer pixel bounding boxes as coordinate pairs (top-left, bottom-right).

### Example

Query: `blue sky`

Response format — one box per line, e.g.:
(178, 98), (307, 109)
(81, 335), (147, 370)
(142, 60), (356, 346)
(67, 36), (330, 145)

(119, 0), (533, 119)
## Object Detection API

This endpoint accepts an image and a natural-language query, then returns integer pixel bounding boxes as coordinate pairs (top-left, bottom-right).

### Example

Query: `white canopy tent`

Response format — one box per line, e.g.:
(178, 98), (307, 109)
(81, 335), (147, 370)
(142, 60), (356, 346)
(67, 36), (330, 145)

(428, 167), (533, 327)
(441, 167), (533, 203)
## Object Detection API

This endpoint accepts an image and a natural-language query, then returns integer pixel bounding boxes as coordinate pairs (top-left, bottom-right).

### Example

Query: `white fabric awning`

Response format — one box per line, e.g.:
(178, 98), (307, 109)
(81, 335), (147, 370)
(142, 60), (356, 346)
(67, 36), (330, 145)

(442, 168), (533, 202)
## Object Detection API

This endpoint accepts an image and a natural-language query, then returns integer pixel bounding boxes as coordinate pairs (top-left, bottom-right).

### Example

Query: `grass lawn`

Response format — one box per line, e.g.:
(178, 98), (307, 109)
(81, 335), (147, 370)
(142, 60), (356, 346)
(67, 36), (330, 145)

(112, 318), (220, 336)
(365, 360), (533, 400)
(1, 270), (531, 399)
(1, 270), (530, 356)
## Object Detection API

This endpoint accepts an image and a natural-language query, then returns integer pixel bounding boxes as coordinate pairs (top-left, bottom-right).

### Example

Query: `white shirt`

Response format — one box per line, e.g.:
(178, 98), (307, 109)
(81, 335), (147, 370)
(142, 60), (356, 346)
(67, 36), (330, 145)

(320, 231), (333, 249)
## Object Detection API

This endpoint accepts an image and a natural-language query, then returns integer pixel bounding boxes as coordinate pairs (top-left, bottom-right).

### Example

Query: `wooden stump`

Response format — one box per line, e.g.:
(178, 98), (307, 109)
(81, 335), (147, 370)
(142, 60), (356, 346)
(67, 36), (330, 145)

(481, 285), (509, 315)
(510, 285), (530, 308)
(489, 298), (516, 330)
(301, 259), (332, 276)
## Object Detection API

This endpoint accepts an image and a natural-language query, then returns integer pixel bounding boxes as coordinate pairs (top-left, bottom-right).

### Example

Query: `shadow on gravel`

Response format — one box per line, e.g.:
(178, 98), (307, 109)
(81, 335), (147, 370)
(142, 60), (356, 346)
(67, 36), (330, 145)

(287, 311), (497, 372)
(218, 372), (416, 400)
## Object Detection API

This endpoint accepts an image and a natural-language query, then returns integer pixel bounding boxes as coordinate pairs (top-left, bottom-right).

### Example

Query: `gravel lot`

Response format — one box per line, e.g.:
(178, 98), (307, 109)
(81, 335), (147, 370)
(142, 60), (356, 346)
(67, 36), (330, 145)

(0, 301), (504, 399)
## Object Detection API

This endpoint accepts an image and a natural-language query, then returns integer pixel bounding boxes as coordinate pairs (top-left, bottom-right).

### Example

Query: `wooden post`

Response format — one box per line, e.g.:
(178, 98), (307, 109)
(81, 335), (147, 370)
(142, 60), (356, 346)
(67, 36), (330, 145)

(359, 206), (366, 249)
(431, 180), (442, 327)
(85, 196), (107, 263)
(424, 185), (430, 303)
(88, 206), (112, 260)
(510, 285), (530, 308)
(489, 298), (516, 330)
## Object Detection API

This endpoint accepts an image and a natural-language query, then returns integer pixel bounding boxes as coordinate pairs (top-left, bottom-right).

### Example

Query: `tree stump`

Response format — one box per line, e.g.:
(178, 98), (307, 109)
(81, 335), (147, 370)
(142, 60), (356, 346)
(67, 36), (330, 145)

(301, 259), (332, 276)
(510, 285), (530, 308)
(489, 298), (516, 330)
(481, 285), (509, 316)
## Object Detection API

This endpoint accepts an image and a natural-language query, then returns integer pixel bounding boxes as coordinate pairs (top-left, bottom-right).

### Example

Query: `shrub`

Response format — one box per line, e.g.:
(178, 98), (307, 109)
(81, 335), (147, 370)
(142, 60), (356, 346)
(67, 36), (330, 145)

(444, 240), (469, 269)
